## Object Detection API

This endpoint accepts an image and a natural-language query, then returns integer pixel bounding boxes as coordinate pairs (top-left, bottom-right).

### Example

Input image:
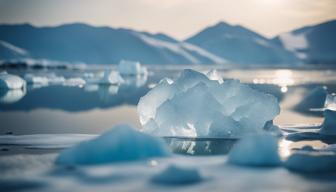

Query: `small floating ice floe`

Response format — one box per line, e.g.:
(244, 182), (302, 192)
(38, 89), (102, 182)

(138, 69), (280, 137)
(118, 60), (148, 76)
(56, 125), (171, 165)
(285, 149), (336, 173)
(228, 134), (281, 166)
(87, 70), (124, 85)
(63, 78), (86, 87)
(24, 74), (49, 85)
(151, 165), (203, 185)
(0, 71), (26, 90)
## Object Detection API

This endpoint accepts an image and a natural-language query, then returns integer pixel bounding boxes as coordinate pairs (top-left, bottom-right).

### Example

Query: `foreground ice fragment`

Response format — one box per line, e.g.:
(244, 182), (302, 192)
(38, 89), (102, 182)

(56, 125), (170, 165)
(151, 165), (203, 185)
(118, 60), (148, 75)
(285, 150), (336, 173)
(138, 69), (280, 137)
(0, 71), (26, 89)
(228, 134), (281, 166)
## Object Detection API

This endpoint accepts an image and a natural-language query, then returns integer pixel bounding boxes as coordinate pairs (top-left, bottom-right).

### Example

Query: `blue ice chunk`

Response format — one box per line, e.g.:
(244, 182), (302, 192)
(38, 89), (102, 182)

(285, 151), (336, 173)
(228, 134), (281, 166)
(56, 125), (171, 165)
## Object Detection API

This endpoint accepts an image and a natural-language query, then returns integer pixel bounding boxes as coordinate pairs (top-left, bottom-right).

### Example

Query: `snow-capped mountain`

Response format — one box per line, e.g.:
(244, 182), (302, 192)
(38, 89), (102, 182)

(185, 22), (300, 65)
(273, 20), (336, 64)
(0, 23), (225, 65)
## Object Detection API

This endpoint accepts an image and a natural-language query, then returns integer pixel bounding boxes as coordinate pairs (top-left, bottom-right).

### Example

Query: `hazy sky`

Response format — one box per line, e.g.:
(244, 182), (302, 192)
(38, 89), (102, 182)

(0, 0), (335, 39)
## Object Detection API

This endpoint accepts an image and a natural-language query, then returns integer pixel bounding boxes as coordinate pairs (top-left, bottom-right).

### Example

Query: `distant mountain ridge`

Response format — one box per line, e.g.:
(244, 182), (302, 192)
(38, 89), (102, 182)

(0, 23), (224, 65)
(272, 20), (336, 64)
(0, 20), (335, 65)
(185, 22), (300, 65)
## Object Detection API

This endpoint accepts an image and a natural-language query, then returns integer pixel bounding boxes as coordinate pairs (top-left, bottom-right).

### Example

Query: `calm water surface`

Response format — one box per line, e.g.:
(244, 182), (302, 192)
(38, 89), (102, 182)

(1, 66), (336, 155)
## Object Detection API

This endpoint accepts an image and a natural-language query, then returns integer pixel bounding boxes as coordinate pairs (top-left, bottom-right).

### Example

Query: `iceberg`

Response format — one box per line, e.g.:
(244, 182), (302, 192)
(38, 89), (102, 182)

(138, 69), (280, 137)
(0, 71), (26, 90)
(118, 60), (148, 76)
(56, 125), (171, 165)
(151, 165), (203, 185)
(227, 134), (281, 166)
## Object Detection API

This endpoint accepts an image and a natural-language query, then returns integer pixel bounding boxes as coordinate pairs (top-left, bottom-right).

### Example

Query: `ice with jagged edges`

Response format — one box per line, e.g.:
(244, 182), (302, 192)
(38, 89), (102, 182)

(228, 134), (281, 166)
(320, 109), (336, 135)
(151, 165), (203, 185)
(0, 71), (26, 89)
(118, 60), (148, 75)
(56, 125), (171, 165)
(138, 69), (280, 137)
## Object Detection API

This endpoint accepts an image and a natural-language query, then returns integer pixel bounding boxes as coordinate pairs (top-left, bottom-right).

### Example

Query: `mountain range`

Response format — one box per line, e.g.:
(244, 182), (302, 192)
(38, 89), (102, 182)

(0, 20), (335, 65)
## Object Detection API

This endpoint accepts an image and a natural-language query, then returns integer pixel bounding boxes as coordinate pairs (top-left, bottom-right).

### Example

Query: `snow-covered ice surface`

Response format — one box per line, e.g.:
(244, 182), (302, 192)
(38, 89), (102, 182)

(0, 71), (26, 89)
(56, 125), (171, 165)
(138, 69), (280, 137)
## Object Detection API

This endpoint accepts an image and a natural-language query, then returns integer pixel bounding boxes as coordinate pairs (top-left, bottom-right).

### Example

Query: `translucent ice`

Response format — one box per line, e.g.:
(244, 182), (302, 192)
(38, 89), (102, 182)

(228, 134), (281, 166)
(118, 60), (148, 75)
(138, 69), (280, 137)
(56, 125), (170, 165)
(325, 93), (336, 110)
(0, 71), (26, 90)
(151, 165), (203, 185)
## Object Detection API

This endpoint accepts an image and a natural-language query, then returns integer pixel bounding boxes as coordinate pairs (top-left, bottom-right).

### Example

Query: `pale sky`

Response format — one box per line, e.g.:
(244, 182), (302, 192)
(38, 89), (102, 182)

(0, 0), (335, 40)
